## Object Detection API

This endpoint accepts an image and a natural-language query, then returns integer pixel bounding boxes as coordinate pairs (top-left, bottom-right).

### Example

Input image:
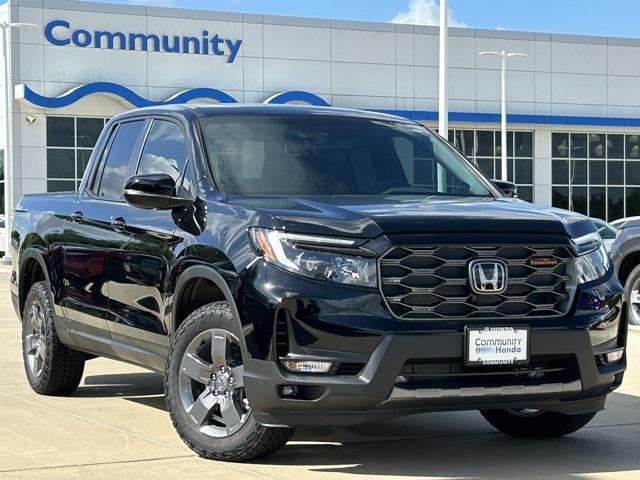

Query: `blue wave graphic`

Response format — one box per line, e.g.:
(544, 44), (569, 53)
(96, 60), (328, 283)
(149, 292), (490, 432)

(20, 82), (238, 108)
(18, 83), (331, 109)
(264, 90), (329, 106)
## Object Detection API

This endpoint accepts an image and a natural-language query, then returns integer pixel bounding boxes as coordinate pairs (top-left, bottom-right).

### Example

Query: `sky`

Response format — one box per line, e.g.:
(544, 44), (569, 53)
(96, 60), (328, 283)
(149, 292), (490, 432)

(68, 0), (640, 39)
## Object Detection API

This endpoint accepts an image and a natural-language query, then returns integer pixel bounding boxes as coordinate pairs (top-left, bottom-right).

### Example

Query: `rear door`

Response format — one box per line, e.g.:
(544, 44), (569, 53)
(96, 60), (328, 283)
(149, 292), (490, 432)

(60, 119), (147, 354)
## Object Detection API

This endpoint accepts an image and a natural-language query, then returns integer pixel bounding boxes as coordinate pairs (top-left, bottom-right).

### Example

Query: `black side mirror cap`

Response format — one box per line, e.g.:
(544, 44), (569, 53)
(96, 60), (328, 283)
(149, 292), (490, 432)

(123, 174), (193, 210)
(491, 180), (518, 198)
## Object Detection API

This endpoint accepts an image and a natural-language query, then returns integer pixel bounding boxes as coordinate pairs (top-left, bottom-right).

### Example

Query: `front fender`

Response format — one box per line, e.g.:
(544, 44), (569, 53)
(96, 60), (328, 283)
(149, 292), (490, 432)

(166, 259), (251, 359)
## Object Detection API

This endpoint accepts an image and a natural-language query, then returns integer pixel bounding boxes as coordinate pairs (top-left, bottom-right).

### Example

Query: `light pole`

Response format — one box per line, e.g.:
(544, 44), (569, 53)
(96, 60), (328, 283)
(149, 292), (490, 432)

(478, 50), (527, 181)
(437, 0), (448, 192)
(1, 21), (37, 260)
(438, 0), (448, 138)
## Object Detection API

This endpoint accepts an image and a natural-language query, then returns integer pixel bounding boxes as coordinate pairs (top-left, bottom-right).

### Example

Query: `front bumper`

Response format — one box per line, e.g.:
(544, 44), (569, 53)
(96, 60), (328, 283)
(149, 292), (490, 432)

(244, 321), (626, 427)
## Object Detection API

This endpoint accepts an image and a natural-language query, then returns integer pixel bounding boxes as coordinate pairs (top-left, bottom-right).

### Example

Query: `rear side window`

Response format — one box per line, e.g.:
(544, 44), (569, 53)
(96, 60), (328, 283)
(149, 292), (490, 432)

(136, 120), (189, 181)
(95, 120), (146, 200)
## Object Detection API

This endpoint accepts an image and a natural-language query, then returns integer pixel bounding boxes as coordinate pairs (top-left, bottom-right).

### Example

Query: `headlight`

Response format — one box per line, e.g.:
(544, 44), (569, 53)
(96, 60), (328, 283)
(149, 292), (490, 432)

(249, 228), (377, 288)
(573, 232), (610, 284)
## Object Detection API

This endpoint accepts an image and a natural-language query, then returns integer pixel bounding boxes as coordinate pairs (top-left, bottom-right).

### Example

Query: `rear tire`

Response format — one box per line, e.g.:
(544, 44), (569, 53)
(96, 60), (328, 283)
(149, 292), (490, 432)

(624, 264), (640, 326)
(481, 409), (597, 438)
(165, 301), (294, 462)
(21, 281), (85, 395)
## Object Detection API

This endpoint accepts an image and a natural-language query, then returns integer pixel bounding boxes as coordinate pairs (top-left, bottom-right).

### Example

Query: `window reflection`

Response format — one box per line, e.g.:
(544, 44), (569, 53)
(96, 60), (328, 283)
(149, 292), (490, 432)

(552, 131), (640, 221)
(447, 128), (533, 202)
(570, 133), (587, 159)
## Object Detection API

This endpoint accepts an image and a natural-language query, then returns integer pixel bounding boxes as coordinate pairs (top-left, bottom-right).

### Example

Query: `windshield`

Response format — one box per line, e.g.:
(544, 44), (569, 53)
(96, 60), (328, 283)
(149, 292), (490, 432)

(591, 218), (618, 240)
(200, 115), (494, 197)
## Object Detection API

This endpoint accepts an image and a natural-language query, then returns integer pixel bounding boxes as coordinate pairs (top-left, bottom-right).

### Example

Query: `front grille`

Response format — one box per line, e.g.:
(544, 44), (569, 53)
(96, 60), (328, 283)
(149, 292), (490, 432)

(397, 355), (579, 389)
(380, 245), (574, 319)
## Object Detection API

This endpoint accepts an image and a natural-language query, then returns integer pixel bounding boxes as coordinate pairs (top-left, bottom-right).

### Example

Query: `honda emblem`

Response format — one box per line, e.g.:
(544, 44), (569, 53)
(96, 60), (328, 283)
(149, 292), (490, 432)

(469, 260), (508, 294)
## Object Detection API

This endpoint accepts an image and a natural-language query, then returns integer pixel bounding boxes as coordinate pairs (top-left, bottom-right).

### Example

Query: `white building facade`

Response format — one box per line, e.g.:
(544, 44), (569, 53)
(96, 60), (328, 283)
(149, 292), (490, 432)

(7, 0), (640, 228)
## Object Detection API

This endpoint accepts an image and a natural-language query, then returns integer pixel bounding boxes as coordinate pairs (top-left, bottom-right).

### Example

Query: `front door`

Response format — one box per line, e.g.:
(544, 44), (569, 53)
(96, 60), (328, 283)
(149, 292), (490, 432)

(103, 118), (192, 370)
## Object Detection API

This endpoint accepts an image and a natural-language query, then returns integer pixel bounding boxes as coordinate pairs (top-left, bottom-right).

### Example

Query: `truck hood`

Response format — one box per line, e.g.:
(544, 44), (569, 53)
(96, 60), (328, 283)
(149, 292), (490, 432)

(227, 195), (594, 239)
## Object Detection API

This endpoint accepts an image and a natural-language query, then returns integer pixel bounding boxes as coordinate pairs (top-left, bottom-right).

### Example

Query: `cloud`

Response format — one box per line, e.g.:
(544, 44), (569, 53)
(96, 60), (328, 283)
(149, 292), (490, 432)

(391, 0), (467, 28)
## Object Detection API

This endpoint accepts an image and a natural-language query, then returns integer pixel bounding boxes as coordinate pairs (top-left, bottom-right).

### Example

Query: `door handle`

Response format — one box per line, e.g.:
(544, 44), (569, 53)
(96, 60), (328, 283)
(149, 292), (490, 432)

(111, 217), (126, 232)
(71, 211), (83, 223)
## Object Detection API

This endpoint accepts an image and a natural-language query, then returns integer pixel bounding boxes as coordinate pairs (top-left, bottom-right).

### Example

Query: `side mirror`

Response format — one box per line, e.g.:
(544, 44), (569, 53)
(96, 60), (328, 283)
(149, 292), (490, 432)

(123, 174), (193, 210)
(491, 180), (518, 198)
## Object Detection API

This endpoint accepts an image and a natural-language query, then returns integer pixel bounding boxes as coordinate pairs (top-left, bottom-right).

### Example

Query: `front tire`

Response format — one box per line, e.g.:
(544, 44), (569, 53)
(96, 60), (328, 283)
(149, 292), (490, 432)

(165, 301), (294, 462)
(625, 264), (640, 326)
(21, 281), (85, 395)
(481, 409), (597, 438)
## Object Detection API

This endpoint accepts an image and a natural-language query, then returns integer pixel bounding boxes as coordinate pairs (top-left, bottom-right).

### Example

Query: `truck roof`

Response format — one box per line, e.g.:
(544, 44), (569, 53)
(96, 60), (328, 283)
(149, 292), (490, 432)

(110, 103), (415, 124)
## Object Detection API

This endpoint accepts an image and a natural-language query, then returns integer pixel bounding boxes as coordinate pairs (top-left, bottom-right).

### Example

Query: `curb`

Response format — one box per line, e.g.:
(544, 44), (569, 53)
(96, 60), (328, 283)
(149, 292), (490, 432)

(629, 325), (640, 337)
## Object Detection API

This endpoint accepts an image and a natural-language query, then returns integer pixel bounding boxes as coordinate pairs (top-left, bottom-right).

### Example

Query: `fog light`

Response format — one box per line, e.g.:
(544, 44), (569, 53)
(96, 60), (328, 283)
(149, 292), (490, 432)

(605, 349), (624, 363)
(280, 385), (298, 397)
(281, 359), (332, 373)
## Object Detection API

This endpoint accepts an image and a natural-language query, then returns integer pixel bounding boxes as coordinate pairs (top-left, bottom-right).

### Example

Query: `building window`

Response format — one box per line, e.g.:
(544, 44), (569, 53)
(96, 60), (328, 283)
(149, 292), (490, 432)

(447, 129), (534, 202)
(46, 116), (108, 192)
(551, 132), (638, 221)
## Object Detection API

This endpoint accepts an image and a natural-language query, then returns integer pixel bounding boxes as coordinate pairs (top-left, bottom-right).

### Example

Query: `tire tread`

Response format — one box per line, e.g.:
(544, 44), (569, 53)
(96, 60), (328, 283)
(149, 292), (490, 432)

(23, 281), (85, 395)
(480, 409), (596, 439)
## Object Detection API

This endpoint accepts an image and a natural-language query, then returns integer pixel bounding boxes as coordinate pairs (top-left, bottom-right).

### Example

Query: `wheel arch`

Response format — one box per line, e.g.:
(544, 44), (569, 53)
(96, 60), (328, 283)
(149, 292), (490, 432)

(18, 247), (52, 320)
(169, 265), (247, 356)
(617, 249), (640, 288)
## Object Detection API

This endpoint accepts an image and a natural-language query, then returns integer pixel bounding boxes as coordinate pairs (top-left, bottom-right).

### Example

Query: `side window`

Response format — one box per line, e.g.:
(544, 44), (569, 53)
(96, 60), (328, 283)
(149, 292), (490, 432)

(137, 120), (189, 181)
(95, 120), (146, 200)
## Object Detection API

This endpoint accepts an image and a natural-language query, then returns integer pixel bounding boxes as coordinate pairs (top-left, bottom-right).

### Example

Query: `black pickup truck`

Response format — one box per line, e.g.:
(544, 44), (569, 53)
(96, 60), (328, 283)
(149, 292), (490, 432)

(11, 104), (627, 461)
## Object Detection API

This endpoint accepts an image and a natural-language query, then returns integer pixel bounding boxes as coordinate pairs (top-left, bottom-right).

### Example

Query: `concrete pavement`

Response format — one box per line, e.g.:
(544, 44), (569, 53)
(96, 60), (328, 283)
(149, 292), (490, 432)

(1, 273), (639, 479)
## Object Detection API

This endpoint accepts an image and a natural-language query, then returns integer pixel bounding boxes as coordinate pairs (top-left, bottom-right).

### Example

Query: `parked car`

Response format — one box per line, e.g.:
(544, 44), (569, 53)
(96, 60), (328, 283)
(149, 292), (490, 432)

(11, 104), (626, 462)
(610, 216), (640, 325)
(590, 217), (618, 253)
(611, 216), (640, 229)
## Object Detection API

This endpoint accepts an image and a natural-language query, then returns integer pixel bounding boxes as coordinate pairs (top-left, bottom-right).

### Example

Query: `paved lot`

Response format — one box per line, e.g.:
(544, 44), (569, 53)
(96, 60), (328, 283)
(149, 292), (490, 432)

(1, 272), (639, 479)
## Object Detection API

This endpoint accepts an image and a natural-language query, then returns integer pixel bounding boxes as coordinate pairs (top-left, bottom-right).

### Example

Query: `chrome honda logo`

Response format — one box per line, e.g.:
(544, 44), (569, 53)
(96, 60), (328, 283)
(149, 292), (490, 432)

(469, 260), (508, 294)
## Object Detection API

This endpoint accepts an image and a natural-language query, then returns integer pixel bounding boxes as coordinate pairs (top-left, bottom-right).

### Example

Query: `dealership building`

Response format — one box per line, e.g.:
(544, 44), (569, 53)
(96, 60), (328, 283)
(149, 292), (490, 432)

(5, 0), (640, 229)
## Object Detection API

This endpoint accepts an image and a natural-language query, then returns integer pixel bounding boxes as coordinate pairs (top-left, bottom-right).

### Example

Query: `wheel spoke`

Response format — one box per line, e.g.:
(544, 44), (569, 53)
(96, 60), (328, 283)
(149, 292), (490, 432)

(631, 291), (640, 305)
(220, 397), (242, 428)
(210, 332), (227, 369)
(27, 352), (36, 373)
(231, 365), (244, 388)
(31, 305), (40, 327)
(25, 334), (37, 353)
(181, 353), (212, 384)
(187, 389), (218, 426)
(32, 351), (42, 375)
(37, 340), (46, 360)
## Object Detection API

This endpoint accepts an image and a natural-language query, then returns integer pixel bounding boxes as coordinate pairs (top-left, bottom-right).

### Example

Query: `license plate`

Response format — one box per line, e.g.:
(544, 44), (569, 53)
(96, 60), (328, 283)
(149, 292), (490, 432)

(466, 327), (529, 366)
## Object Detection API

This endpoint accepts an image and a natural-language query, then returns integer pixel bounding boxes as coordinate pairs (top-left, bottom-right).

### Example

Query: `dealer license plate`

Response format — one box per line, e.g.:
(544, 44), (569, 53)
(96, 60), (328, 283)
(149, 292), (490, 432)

(466, 327), (529, 366)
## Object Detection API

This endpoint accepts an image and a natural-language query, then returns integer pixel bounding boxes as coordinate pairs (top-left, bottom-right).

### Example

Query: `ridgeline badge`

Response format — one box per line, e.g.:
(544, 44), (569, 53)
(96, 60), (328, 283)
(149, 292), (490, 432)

(44, 20), (243, 63)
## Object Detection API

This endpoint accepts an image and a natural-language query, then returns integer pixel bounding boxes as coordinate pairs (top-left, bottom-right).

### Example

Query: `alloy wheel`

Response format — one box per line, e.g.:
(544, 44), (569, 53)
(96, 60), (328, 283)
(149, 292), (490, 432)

(25, 302), (47, 377)
(178, 328), (250, 438)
